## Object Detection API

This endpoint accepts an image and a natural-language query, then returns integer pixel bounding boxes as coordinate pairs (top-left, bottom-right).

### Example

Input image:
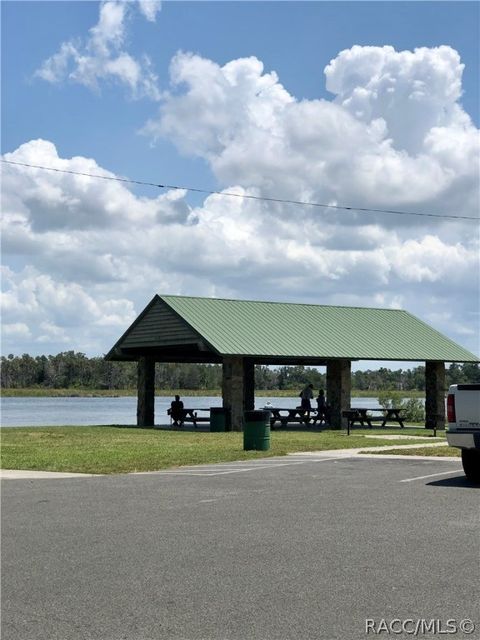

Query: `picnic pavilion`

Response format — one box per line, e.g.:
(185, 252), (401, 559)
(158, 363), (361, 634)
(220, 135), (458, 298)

(105, 294), (479, 430)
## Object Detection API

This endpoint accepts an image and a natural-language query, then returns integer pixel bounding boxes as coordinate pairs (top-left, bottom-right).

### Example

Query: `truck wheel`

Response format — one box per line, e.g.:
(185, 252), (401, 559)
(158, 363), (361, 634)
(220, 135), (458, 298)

(461, 449), (480, 483)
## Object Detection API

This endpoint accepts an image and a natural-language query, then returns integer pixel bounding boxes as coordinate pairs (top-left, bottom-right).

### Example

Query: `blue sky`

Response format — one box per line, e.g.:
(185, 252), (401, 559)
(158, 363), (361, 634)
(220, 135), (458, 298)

(1, 1), (479, 364)
(3, 2), (479, 190)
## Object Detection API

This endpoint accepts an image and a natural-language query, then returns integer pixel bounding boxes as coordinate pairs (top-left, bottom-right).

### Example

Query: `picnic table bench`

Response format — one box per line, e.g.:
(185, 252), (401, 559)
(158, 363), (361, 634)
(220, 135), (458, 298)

(267, 407), (325, 428)
(343, 407), (405, 434)
(168, 408), (210, 428)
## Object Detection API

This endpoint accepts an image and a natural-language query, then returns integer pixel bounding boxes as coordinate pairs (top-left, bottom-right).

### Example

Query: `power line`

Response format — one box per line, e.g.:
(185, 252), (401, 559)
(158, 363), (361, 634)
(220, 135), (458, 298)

(1, 158), (477, 221)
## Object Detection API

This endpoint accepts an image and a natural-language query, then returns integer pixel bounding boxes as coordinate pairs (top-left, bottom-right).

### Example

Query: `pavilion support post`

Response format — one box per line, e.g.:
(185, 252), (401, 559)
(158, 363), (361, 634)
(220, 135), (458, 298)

(137, 357), (155, 427)
(327, 359), (351, 429)
(425, 361), (445, 430)
(222, 357), (253, 431)
(244, 359), (255, 412)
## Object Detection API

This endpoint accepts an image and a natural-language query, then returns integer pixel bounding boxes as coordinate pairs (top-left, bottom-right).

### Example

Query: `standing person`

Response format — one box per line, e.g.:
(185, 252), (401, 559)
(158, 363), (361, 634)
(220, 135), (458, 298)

(299, 383), (314, 421)
(169, 395), (184, 428)
(315, 389), (327, 425)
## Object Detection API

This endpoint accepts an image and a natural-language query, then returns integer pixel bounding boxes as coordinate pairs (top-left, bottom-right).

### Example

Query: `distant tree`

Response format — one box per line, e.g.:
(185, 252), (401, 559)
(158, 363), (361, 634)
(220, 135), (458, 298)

(1, 353), (478, 392)
(446, 362), (479, 386)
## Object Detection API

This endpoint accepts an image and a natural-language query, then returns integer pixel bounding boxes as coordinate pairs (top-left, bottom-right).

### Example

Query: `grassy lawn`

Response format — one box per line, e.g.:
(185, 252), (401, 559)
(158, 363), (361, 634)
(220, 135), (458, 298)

(363, 445), (460, 457)
(0, 427), (433, 474)
(351, 426), (444, 437)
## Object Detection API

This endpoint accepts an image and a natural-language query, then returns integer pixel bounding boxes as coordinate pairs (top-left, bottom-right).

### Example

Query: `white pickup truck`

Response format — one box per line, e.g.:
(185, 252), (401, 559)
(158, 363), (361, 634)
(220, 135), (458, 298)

(446, 383), (480, 483)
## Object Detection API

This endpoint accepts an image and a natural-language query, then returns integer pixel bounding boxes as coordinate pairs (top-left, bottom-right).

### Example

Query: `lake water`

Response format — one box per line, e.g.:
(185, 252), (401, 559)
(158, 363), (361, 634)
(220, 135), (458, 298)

(0, 395), (387, 427)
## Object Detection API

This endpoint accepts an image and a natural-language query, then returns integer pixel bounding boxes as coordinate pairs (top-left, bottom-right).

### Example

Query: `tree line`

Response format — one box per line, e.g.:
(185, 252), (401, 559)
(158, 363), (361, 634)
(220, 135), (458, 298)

(1, 352), (478, 391)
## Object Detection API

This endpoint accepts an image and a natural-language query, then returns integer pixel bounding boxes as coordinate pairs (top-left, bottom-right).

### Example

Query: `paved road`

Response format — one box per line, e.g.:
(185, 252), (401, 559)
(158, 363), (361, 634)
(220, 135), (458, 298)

(2, 455), (478, 640)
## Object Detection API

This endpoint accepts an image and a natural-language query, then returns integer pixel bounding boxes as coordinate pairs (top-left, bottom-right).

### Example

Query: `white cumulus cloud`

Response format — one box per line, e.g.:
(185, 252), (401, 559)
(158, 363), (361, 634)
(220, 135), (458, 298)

(137, 0), (161, 22)
(3, 44), (479, 356)
(324, 45), (468, 154)
(2, 136), (479, 356)
(144, 47), (478, 230)
(35, 1), (160, 100)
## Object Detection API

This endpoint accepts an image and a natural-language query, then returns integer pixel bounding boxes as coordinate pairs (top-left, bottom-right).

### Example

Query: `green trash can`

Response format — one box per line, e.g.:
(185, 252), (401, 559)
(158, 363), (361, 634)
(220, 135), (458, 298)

(210, 407), (229, 432)
(244, 410), (271, 451)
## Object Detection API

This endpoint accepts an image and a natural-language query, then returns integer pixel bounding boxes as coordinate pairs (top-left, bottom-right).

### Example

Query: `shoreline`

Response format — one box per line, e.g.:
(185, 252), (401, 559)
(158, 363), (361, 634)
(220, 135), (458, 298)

(1, 388), (426, 399)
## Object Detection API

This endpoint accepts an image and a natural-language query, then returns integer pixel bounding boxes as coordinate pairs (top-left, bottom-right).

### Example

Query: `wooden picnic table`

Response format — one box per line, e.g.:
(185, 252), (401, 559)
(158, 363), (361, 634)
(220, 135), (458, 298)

(345, 407), (405, 431)
(168, 407), (210, 428)
(267, 407), (311, 428)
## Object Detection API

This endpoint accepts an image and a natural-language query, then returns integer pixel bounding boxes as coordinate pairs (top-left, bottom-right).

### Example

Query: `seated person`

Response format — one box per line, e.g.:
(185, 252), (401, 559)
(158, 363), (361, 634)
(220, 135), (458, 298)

(169, 395), (184, 427)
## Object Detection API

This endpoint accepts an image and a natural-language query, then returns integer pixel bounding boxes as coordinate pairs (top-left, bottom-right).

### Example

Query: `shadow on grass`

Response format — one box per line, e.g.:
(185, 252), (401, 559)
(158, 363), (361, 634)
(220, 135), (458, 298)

(96, 424), (154, 431)
(97, 424), (187, 431)
(98, 424), (333, 433)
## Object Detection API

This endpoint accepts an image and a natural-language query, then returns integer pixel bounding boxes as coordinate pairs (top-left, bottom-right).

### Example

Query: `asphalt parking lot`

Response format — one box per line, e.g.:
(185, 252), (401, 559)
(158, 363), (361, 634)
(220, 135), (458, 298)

(2, 454), (478, 640)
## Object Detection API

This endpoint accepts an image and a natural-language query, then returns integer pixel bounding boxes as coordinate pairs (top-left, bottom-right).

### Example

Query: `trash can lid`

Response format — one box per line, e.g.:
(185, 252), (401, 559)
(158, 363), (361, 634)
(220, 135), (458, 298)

(245, 410), (270, 420)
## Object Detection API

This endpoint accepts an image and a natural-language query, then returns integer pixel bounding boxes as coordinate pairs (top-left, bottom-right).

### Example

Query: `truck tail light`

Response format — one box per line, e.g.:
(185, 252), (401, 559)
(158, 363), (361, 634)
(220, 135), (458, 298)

(447, 394), (456, 423)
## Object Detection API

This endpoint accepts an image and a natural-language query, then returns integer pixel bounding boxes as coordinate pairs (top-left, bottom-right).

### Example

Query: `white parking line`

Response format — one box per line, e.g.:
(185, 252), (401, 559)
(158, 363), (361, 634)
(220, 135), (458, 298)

(400, 469), (462, 483)
(149, 461), (309, 476)
(143, 457), (345, 476)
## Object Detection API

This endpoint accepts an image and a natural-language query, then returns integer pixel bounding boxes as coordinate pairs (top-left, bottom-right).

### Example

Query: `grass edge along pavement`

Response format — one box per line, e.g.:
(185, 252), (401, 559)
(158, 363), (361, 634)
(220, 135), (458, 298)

(0, 427), (445, 475)
(361, 445), (460, 457)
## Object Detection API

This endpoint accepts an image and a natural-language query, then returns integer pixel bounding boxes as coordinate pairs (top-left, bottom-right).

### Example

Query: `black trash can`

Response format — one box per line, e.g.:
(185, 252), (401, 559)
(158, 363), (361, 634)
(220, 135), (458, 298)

(210, 407), (229, 432)
(244, 410), (271, 451)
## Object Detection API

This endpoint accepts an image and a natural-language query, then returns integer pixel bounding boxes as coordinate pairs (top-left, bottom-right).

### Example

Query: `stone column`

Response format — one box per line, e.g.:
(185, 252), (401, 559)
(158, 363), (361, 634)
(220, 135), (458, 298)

(222, 357), (253, 431)
(243, 359), (255, 412)
(326, 359), (351, 429)
(137, 357), (155, 427)
(425, 361), (445, 429)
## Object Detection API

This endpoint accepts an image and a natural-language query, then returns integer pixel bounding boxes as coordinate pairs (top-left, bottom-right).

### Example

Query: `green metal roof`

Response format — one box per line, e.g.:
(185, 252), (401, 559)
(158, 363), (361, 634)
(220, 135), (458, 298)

(159, 295), (478, 362)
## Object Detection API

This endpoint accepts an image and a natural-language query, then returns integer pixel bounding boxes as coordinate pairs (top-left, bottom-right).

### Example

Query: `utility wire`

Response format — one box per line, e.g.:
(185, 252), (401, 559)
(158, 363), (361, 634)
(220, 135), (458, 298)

(2, 158), (477, 221)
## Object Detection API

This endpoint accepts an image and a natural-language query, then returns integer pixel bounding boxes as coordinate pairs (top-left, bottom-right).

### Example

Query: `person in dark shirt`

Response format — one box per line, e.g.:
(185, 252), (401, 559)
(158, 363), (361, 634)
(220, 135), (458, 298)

(169, 395), (184, 428)
(316, 389), (327, 425)
(300, 383), (314, 421)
